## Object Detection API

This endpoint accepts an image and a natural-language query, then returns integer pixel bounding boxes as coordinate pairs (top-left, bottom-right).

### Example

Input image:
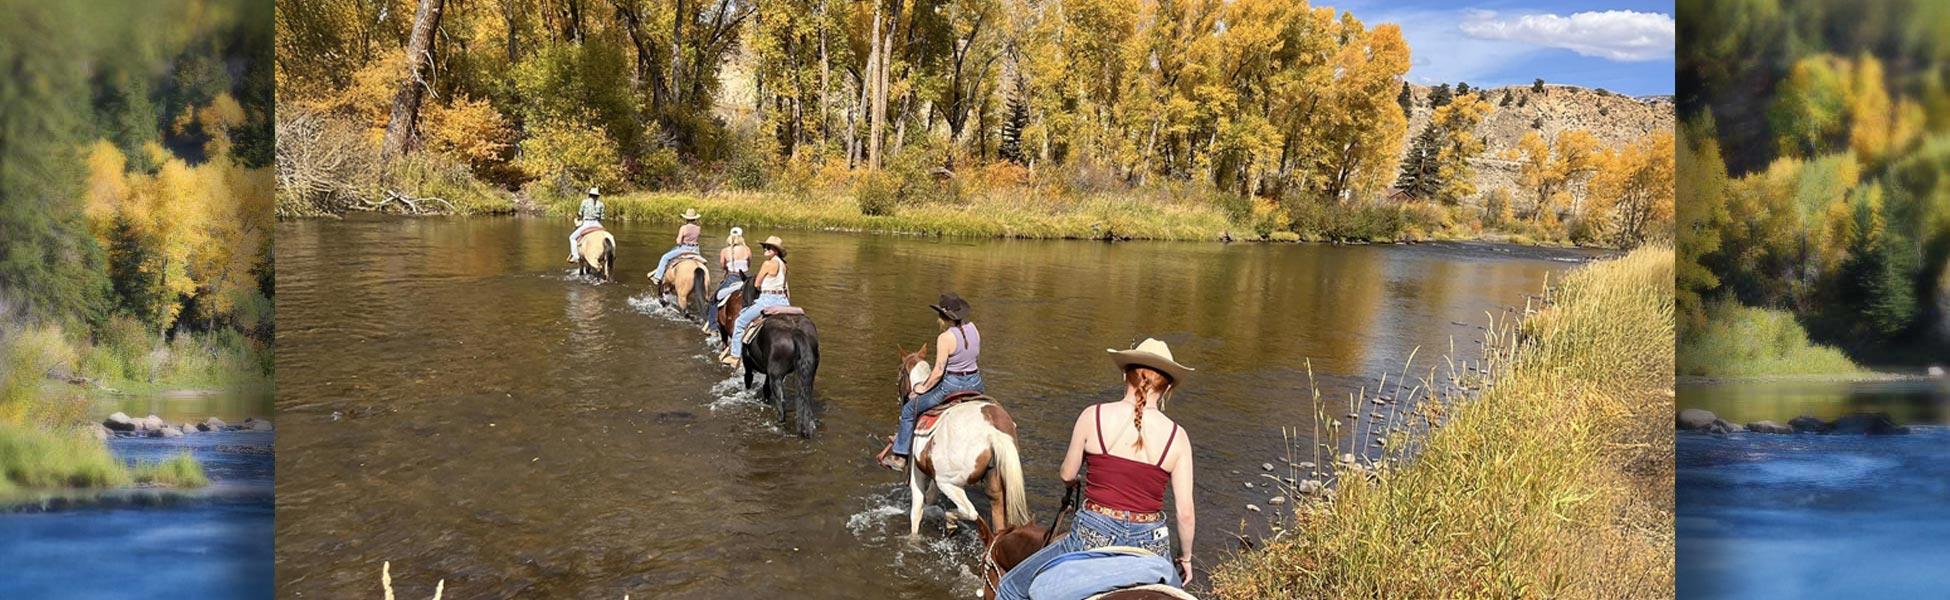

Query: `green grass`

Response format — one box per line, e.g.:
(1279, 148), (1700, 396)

(0, 423), (130, 491)
(1212, 246), (1676, 599)
(130, 451), (209, 488)
(1677, 300), (1863, 377)
(549, 190), (1241, 241)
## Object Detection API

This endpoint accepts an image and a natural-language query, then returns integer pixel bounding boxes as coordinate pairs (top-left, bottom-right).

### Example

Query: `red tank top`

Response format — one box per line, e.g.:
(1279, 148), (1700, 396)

(1083, 404), (1179, 514)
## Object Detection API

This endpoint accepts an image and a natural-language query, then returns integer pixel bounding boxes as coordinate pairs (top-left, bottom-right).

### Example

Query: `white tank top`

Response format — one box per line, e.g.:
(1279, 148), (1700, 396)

(760, 258), (788, 293)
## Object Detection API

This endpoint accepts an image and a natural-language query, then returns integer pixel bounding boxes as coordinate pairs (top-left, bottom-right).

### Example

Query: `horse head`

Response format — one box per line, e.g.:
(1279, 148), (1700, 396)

(896, 343), (930, 404)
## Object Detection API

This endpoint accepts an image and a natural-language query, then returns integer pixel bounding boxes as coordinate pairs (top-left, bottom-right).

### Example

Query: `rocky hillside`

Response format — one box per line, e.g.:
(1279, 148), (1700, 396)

(1399, 83), (1675, 207)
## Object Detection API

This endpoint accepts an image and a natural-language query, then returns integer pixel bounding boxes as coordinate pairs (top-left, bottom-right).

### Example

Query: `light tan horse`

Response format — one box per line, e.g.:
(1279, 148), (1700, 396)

(897, 347), (1030, 537)
(655, 254), (711, 322)
(577, 229), (616, 282)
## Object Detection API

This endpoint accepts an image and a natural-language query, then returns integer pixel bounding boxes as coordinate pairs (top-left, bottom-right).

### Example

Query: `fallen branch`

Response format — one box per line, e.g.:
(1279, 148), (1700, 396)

(361, 190), (458, 215)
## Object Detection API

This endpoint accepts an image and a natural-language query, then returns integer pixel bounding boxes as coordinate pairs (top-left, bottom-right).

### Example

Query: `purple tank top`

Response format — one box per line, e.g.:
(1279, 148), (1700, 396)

(946, 324), (981, 373)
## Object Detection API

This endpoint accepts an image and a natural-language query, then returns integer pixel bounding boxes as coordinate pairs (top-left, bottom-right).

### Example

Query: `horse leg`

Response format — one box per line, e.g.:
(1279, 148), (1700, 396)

(767, 362), (789, 426)
(909, 466), (929, 537)
(938, 482), (982, 536)
(795, 341), (818, 437)
(985, 463), (1007, 532)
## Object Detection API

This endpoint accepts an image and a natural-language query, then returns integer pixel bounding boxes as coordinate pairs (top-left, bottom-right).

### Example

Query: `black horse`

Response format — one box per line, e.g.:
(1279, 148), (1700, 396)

(741, 306), (821, 437)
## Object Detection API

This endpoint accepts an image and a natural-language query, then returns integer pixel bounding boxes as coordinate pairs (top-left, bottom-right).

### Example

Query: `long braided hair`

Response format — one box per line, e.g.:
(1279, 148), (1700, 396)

(1123, 366), (1174, 448)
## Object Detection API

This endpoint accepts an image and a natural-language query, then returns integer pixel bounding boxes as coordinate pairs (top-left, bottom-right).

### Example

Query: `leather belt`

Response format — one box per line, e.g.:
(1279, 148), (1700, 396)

(947, 369), (979, 377)
(1083, 499), (1164, 523)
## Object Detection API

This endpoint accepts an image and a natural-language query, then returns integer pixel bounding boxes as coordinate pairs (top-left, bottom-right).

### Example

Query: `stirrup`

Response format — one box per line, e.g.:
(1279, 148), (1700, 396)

(875, 441), (905, 472)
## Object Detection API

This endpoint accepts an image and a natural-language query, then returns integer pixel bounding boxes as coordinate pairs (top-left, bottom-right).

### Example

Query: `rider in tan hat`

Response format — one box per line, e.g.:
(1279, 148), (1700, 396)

(725, 235), (792, 367)
(652, 208), (705, 284)
(995, 337), (1198, 598)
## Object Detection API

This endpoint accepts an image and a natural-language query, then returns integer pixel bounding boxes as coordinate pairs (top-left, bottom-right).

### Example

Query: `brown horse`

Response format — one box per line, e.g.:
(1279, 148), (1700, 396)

(976, 519), (1195, 600)
(715, 274), (753, 350)
(896, 348), (1029, 537)
(576, 230), (615, 282)
(655, 254), (711, 322)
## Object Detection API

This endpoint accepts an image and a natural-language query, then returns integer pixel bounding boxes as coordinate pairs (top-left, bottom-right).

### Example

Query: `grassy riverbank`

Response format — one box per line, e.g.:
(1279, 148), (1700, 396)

(1676, 301), (1862, 377)
(1211, 246), (1675, 599)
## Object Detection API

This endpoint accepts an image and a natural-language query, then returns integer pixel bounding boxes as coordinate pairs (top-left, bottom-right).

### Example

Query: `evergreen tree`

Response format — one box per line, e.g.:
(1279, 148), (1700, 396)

(1397, 81), (1413, 115)
(1533, 78), (1546, 93)
(998, 83), (1029, 164)
(1429, 83), (1453, 108)
(1456, 82), (1470, 96)
(1500, 91), (1513, 107)
(1394, 123), (1444, 199)
(105, 216), (166, 329)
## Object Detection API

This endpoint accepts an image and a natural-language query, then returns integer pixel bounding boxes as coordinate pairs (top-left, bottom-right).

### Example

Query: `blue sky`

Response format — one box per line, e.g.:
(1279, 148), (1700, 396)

(1340, 0), (1675, 96)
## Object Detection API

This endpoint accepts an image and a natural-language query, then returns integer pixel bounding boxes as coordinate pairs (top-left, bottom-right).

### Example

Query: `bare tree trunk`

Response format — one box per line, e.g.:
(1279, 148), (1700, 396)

(382, 0), (446, 161)
(669, 0), (685, 105)
(868, 4), (884, 170)
(818, 0), (830, 149)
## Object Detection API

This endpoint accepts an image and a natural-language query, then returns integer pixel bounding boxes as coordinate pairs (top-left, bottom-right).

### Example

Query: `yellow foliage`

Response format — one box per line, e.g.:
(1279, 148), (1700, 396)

(83, 141), (131, 235)
(1431, 93), (1490, 203)
(519, 120), (624, 189)
(422, 94), (513, 172)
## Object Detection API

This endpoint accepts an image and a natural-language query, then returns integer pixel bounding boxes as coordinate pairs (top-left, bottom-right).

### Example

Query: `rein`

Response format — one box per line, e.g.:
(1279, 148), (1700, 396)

(1044, 479), (1083, 547)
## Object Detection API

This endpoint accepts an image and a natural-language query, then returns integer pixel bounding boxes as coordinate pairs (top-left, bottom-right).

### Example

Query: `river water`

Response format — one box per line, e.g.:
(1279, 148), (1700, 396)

(273, 214), (1600, 598)
(0, 421), (275, 598)
(1677, 379), (1950, 597)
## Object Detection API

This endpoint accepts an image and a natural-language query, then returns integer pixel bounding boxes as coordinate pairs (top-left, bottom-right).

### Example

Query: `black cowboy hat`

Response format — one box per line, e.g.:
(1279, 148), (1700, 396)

(930, 292), (971, 321)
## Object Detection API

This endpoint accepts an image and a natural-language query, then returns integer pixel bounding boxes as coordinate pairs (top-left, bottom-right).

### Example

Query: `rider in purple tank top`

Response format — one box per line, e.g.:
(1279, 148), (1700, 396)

(881, 292), (988, 471)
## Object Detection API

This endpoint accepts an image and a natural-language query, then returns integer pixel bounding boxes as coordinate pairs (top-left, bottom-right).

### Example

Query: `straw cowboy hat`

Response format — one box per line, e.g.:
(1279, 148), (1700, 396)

(931, 292), (971, 321)
(1109, 338), (1194, 383)
(761, 235), (787, 257)
(680, 208), (702, 220)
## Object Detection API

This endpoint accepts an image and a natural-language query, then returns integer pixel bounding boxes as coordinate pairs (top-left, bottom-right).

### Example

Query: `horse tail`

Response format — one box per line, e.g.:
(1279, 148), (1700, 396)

(989, 429), (1031, 528)
(601, 237), (616, 280)
(691, 265), (708, 318)
(793, 322), (821, 437)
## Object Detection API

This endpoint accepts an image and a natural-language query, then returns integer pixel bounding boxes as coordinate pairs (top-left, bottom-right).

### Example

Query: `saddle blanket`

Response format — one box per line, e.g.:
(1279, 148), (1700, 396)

(913, 391), (988, 436)
(740, 307), (804, 344)
(1029, 547), (1186, 600)
(574, 226), (607, 242)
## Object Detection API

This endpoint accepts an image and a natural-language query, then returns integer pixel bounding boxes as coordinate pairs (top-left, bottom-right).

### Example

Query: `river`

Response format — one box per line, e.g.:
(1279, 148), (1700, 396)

(1677, 378), (1950, 597)
(273, 214), (1601, 598)
(0, 390), (274, 598)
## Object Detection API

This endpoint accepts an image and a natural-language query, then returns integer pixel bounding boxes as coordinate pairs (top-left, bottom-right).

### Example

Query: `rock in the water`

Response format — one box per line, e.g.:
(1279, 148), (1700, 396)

(1245, 504), (1261, 512)
(1746, 421), (1793, 434)
(84, 423), (111, 441)
(1338, 453), (1359, 465)
(1789, 415), (1829, 433)
(143, 415), (166, 431)
(1243, 482), (1255, 489)
(1830, 413), (1910, 435)
(1676, 408), (1718, 430)
(1705, 419), (1737, 435)
(1297, 462), (1317, 469)
(204, 417), (227, 430)
(1268, 496), (1287, 505)
(243, 418), (273, 431)
(1297, 480), (1326, 496)
(1261, 463), (1275, 471)
(159, 426), (183, 438)
(1372, 398), (1387, 405)
(104, 412), (135, 432)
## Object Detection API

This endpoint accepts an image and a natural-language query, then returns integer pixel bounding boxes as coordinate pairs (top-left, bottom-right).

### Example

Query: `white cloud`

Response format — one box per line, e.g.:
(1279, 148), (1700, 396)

(1368, 8), (1543, 86)
(1458, 10), (1674, 62)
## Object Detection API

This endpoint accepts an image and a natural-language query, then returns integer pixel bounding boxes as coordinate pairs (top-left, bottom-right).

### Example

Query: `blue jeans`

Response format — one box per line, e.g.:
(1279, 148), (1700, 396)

(892, 371), (985, 456)
(569, 220), (600, 256)
(997, 509), (1180, 600)
(730, 294), (788, 358)
(653, 244), (700, 280)
(716, 272), (747, 301)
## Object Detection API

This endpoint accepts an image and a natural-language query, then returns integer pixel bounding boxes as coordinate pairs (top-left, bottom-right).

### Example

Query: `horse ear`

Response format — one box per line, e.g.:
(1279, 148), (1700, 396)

(919, 342), (930, 357)
(896, 344), (908, 359)
(974, 516), (993, 545)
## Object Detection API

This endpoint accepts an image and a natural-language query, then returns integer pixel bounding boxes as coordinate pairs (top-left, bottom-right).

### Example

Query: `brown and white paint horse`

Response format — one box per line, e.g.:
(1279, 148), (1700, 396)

(896, 346), (1030, 537)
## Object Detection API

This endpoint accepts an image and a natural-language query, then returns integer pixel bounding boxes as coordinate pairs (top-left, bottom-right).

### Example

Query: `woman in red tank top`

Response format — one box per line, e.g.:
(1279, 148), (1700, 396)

(994, 338), (1198, 600)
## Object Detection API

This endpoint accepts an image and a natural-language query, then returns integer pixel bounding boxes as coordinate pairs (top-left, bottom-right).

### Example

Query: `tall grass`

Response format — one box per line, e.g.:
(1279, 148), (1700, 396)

(0, 423), (129, 491)
(130, 451), (209, 488)
(1676, 300), (1862, 377)
(1211, 246), (1676, 599)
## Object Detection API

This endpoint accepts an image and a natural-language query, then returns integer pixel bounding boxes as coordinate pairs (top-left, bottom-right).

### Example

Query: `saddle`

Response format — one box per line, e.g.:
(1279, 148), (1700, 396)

(739, 306), (806, 344)
(913, 391), (988, 436)
(573, 225), (607, 243)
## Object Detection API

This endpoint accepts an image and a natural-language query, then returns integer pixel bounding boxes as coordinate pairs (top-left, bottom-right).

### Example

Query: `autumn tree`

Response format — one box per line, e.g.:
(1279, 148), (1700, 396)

(1429, 92), (1490, 204)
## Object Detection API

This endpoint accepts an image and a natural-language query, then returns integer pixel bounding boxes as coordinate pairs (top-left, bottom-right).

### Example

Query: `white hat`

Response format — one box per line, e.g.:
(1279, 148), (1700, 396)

(1108, 338), (1194, 384)
(588, 187), (601, 196)
(730, 227), (744, 237)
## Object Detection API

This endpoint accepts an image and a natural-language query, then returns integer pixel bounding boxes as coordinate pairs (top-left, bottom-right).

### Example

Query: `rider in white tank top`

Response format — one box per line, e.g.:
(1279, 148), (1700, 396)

(761, 258), (788, 296)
